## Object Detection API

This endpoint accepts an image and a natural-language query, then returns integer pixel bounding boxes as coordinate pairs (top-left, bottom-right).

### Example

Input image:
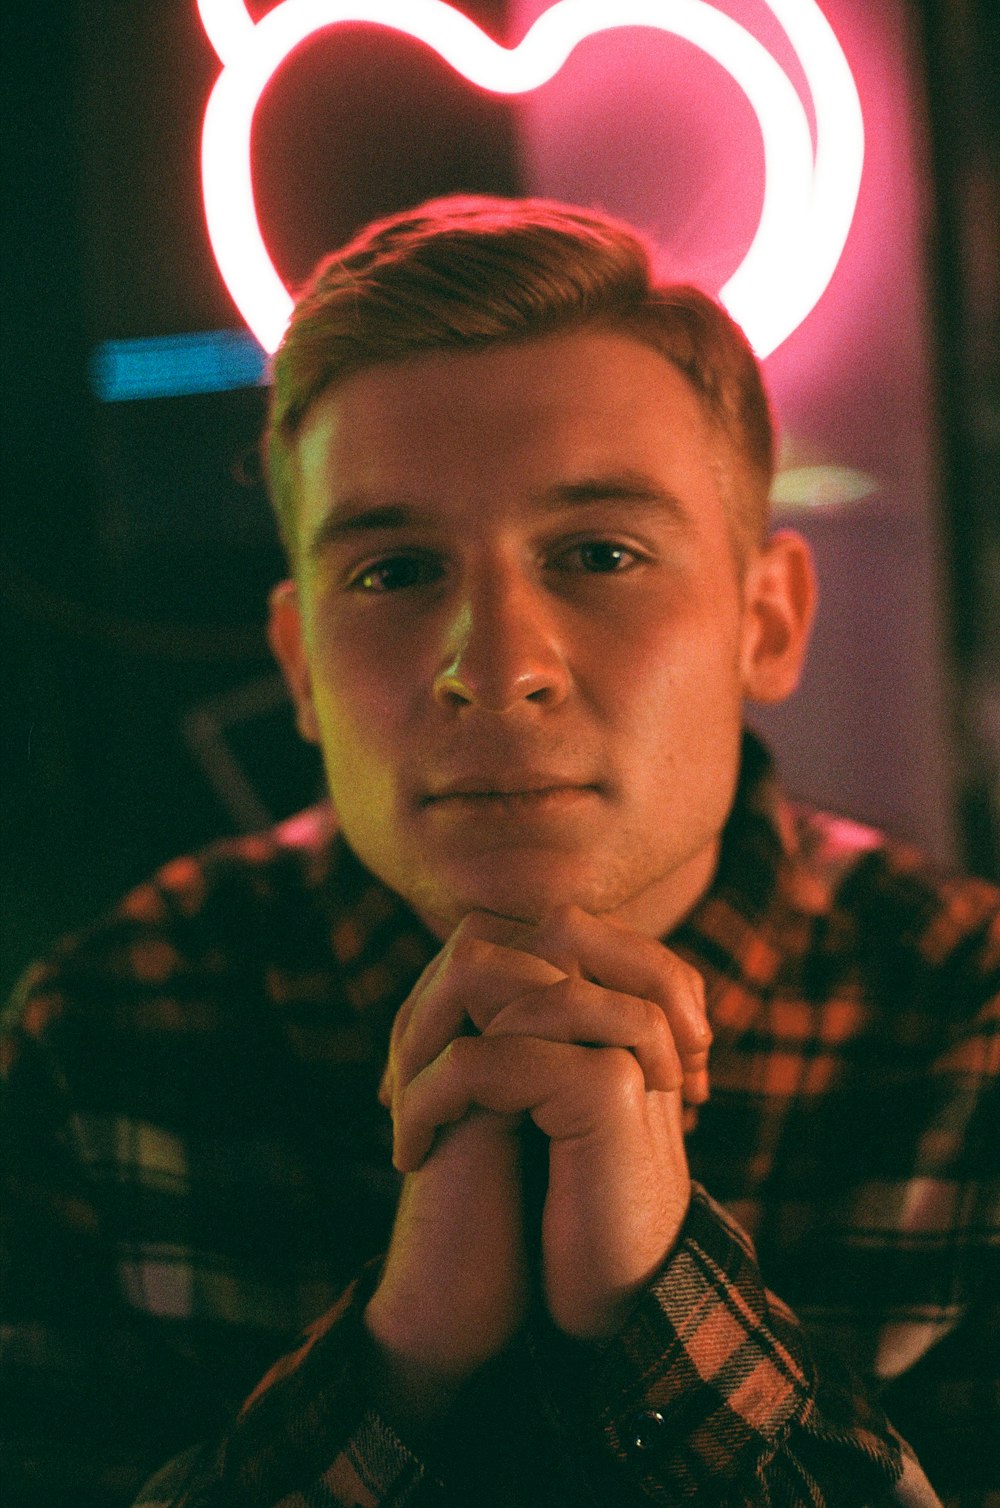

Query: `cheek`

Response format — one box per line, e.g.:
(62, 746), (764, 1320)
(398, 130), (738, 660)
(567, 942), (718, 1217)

(308, 598), (402, 705)
(604, 603), (745, 792)
(304, 620), (398, 770)
(304, 617), (443, 837)
(601, 589), (744, 709)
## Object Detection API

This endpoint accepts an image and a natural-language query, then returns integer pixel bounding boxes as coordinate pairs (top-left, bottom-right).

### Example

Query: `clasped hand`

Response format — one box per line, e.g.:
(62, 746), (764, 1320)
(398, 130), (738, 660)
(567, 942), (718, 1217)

(364, 905), (711, 1413)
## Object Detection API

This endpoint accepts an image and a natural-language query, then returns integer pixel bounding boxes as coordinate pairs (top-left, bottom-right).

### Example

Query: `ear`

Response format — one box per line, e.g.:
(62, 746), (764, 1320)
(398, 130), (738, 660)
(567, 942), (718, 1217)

(267, 579), (321, 745)
(739, 529), (817, 704)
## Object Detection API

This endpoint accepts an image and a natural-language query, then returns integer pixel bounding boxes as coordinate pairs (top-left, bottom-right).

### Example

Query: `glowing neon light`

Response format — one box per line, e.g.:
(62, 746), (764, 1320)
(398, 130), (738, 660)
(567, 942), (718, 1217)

(198, 0), (863, 357)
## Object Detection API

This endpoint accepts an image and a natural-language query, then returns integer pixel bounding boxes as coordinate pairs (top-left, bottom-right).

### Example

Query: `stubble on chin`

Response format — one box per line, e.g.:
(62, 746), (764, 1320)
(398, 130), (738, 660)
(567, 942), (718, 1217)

(397, 838), (716, 945)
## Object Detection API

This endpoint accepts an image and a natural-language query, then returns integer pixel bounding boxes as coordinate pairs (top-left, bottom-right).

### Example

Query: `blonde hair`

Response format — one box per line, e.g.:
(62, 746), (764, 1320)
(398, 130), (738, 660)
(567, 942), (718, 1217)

(267, 195), (774, 566)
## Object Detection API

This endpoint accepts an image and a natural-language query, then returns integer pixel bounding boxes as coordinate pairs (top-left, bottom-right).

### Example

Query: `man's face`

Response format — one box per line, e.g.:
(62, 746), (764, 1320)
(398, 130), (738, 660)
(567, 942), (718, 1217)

(273, 328), (804, 939)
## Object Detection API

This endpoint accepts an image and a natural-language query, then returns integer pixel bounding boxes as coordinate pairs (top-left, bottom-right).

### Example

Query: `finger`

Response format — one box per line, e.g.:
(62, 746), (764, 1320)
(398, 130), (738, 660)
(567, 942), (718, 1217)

(386, 917), (485, 1071)
(380, 949), (446, 1107)
(522, 906), (712, 1103)
(483, 976), (683, 1094)
(384, 922), (565, 1107)
(459, 909), (581, 978)
(393, 1035), (646, 1172)
(383, 917), (495, 1100)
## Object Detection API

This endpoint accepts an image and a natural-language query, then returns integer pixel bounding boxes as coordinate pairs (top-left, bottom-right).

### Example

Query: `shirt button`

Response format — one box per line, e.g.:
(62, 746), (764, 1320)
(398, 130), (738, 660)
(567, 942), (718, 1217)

(629, 1409), (667, 1453)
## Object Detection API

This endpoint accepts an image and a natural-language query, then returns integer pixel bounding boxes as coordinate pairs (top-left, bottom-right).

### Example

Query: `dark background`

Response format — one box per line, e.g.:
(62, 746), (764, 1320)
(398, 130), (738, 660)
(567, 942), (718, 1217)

(2, 0), (998, 998)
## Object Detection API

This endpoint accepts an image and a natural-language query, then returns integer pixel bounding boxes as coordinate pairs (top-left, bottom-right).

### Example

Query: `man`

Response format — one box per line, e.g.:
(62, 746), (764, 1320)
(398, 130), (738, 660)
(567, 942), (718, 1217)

(2, 197), (996, 1507)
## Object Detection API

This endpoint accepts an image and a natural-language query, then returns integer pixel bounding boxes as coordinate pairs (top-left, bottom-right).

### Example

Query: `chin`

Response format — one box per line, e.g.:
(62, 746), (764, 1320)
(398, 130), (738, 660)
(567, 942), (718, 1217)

(407, 853), (621, 932)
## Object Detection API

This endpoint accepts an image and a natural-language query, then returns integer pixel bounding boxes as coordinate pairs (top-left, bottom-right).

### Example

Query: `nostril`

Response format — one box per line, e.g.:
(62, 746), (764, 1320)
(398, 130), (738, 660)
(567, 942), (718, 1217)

(436, 680), (474, 708)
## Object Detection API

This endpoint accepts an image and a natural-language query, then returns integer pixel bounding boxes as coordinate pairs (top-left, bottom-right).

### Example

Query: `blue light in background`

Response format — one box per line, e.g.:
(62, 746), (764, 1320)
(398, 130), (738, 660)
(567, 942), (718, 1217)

(90, 330), (270, 402)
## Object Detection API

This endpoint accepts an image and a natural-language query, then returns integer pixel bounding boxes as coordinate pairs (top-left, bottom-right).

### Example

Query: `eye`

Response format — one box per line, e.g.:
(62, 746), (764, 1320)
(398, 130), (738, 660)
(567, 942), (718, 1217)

(350, 553), (443, 593)
(555, 540), (640, 574)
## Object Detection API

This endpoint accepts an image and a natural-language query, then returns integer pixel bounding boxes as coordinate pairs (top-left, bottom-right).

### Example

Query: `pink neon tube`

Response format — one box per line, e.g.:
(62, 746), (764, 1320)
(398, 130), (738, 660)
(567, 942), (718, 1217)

(198, 0), (863, 357)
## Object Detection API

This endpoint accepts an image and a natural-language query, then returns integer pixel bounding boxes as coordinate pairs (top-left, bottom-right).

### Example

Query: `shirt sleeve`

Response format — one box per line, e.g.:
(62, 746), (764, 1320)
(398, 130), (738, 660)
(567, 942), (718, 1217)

(526, 1183), (924, 1506)
(131, 1268), (449, 1508)
(129, 1185), (933, 1508)
(132, 1263), (585, 1508)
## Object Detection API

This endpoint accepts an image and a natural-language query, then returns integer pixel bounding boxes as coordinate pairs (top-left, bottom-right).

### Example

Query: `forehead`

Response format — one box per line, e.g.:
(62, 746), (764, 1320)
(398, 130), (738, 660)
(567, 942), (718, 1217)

(294, 328), (731, 525)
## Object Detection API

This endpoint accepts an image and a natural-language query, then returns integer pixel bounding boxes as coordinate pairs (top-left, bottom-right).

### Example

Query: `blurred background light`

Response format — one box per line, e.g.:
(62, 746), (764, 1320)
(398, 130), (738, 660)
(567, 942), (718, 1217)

(90, 330), (268, 402)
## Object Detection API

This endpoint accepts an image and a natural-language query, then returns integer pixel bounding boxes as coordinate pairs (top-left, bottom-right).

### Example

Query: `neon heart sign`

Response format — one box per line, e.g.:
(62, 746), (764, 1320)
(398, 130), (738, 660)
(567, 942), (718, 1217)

(198, 0), (863, 357)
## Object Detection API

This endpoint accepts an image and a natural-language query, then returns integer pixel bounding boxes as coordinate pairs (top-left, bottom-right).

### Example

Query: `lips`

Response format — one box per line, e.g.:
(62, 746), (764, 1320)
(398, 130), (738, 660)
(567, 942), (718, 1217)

(422, 777), (600, 804)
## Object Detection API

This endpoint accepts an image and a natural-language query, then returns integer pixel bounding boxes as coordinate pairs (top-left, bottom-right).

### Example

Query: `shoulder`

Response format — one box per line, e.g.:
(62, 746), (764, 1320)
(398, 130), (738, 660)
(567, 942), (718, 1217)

(780, 801), (999, 1033)
(2, 804), (341, 1058)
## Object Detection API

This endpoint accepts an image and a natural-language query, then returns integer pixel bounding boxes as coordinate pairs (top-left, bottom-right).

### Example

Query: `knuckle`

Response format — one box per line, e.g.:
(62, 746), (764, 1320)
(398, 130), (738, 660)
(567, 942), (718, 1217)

(687, 1010), (712, 1050)
(685, 965), (708, 1018)
(663, 955), (712, 1044)
(389, 1048), (413, 1093)
(456, 909), (526, 949)
(548, 901), (585, 928)
(448, 931), (488, 968)
(453, 910), (493, 940)
(552, 974), (602, 1027)
(595, 1045), (647, 1107)
(538, 902), (585, 949)
(550, 973), (585, 1010)
(393, 1078), (414, 1129)
(441, 1034), (472, 1070)
(673, 952), (707, 1003)
(643, 945), (679, 998)
(641, 996), (671, 1041)
(440, 1034), (487, 1084)
(689, 987), (712, 1045)
(444, 935), (502, 1000)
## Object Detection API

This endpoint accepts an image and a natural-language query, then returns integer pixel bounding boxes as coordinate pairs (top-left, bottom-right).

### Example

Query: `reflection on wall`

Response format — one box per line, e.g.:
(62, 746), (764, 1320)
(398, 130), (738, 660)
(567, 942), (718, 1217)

(510, 0), (958, 862)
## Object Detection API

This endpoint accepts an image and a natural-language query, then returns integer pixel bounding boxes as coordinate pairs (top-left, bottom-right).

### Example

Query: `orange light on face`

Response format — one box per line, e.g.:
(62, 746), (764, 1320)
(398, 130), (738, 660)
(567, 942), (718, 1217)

(198, 0), (863, 358)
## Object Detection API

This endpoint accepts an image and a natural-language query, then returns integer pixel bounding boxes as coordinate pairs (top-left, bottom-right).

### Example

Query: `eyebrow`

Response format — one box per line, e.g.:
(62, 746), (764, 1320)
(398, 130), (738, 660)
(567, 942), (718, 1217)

(545, 472), (688, 518)
(306, 471), (688, 561)
(307, 503), (416, 561)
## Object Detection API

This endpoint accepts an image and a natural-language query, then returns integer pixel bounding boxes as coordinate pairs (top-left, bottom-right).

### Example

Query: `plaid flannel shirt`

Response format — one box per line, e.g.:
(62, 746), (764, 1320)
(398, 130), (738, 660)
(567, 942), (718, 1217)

(2, 735), (997, 1507)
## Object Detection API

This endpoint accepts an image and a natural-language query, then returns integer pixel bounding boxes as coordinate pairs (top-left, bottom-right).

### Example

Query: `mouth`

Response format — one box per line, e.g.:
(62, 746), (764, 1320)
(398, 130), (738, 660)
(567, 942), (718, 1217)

(421, 781), (602, 809)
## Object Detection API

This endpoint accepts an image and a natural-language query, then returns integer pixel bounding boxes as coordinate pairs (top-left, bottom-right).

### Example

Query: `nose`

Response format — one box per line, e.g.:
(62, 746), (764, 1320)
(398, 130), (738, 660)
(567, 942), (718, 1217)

(432, 566), (571, 713)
